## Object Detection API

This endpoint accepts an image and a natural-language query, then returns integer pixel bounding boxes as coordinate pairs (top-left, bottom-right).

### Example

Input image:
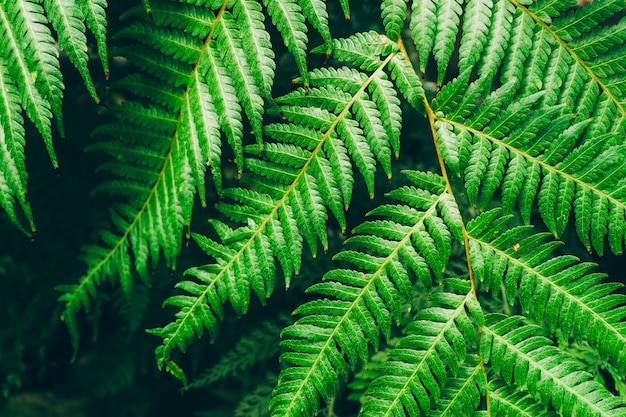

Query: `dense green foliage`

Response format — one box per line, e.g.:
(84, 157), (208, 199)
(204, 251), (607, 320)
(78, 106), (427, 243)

(1, 0), (626, 416)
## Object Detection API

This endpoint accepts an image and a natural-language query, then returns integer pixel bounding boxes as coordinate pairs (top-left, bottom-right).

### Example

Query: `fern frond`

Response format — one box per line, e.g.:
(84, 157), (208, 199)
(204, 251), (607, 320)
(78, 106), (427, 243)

(186, 319), (283, 389)
(232, 0), (275, 97)
(111, 73), (185, 111)
(410, 0), (464, 83)
(313, 30), (399, 72)
(360, 288), (484, 417)
(481, 314), (626, 416)
(269, 170), (464, 417)
(0, 2), (55, 163)
(149, 53), (403, 370)
(487, 378), (557, 417)
(57, 101), (195, 353)
(234, 375), (276, 417)
(215, 10), (264, 144)
(0, 60), (30, 233)
(476, 0), (514, 77)
(467, 209), (626, 374)
(458, 0), (493, 72)
(56, 5), (208, 351)
(58, 0), (285, 349)
(434, 86), (626, 254)
(402, 0), (626, 255)
(41, 2), (626, 416)
(409, 0), (436, 74)
(429, 359), (486, 417)
(0, 0), (107, 232)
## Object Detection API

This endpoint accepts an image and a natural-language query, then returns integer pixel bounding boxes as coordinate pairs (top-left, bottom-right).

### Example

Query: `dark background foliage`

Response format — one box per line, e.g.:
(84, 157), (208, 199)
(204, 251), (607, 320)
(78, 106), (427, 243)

(0, 1), (622, 416)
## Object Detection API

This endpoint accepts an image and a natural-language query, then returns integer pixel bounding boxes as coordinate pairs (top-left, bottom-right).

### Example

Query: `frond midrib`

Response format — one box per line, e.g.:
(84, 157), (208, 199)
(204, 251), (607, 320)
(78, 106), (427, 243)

(510, 0), (626, 118)
(161, 52), (397, 361)
(440, 117), (626, 213)
(470, 233), (626, 351)
(280, 191), (446, 416)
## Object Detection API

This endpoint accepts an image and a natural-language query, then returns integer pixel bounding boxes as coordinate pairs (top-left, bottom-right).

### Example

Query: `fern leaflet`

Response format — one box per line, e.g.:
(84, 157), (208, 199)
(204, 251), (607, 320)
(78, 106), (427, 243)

(270, 170), (464, 417)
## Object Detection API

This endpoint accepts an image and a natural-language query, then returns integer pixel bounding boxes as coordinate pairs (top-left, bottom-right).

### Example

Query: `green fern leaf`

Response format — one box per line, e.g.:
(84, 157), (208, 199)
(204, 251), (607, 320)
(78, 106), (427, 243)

(370, 72), (402, 158)
(432, 0), (464, 85)
(0, 2), (55, 163)
(388, 54), (425, 113)
(381, 0), (408, 41)
(476, 0), (514, 77)
(338, 0), (350, 19)
(111, 74), (185, 111)
(58, 99), (197, 351)
(203, 43), (245, 175)
(0, 60), (31, 233)
(487, 378), (557, 417)
(135, 0), (213, 37)
(435, 86), (626, 252)
(270, 170), (463, 417)
(0, 0), (115, 231)
(232, 0), (275, 97)
(234, 375), (277, 417)
(263, 0), (309, 85)
(82, 0), (109, 75)
(44, 0), (98, 101)
(215, 11), (264, 144)
(0, 0), (105, 231)
(150, 57), (404, 370)
(409, 0), (436, 74)
(186, 319), (283, 389)
(314, 30), (398, 72)
(115, 21), (204, 65)
(41, 3), (626, 417)
(61, 0), (310, 349)
(481, 314), (626, 416)
(429, 360), (486, 417)
(468, 209), (626, 373)
(361, 289), (484, 417)
(183, 71), (222, 203)
(300, 0), (331, 50)
(458, 0), (492, 71)
(550, 0), (623, 42)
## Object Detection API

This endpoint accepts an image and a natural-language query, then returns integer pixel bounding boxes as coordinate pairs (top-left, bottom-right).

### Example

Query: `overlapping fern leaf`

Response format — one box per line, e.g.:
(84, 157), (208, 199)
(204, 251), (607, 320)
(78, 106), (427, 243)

(485, 378), (558, 417)
(45, 0), (626, 416)
(148, 39), (409, 371)
(270, 170), (465, 417)
(0, 0), (107, 232)
(271, 207), (626, 417)
(359, 288), (485, 417)
(416, 0), (626, 255)
(57, 0), (345, 353)
(467, 208), (626, 374)
(482, 314), (626, 417)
